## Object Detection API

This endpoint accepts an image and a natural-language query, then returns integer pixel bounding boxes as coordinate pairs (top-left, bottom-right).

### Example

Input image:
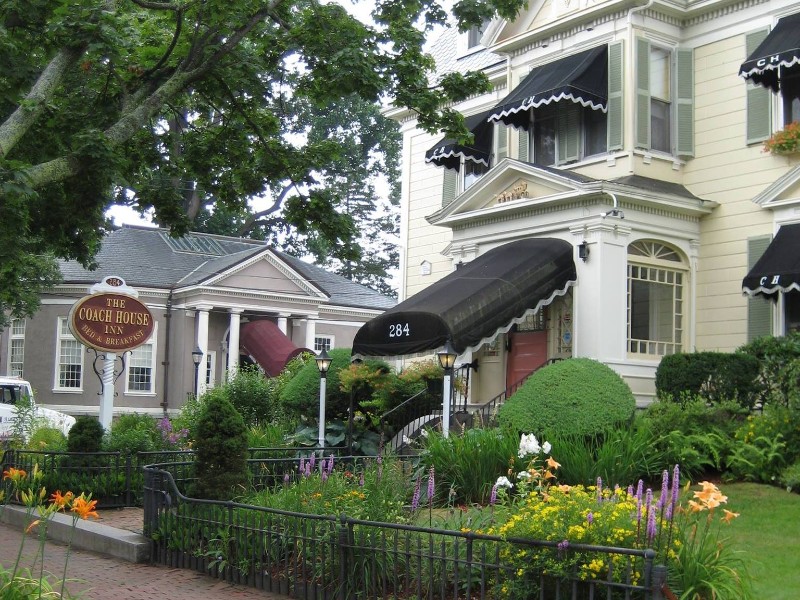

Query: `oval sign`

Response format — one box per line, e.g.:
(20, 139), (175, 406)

(68, 293), (155, 352)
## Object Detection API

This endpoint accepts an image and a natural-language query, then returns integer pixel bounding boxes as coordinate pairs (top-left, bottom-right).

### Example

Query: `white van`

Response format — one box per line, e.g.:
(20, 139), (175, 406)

(0, 376), (76, 439)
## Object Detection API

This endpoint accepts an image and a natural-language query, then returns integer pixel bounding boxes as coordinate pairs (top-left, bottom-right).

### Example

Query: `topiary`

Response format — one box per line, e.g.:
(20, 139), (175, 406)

(498, 358), (635, 438)
(67, 416), (105, 453)
(190, 389), (249, 500)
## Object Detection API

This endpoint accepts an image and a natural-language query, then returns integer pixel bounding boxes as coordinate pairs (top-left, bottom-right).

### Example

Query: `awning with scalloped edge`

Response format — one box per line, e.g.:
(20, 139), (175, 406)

(352, 238), (576, 356)
(424, 109), (495, 171)
(742, 223), (800, 296)
(739, 12), (800, 92)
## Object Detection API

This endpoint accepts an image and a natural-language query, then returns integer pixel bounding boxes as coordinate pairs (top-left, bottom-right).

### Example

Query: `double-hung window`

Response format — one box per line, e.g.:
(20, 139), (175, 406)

(525, 103), (608, 166)
(126, 329), (157, 394)
(8, 319), (25, 377)
(314, 335), (334, 353)
(55, 317), (83, 391)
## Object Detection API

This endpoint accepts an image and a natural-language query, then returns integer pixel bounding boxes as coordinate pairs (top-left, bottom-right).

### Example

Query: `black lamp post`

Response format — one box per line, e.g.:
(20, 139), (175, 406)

(315, 349), (332, 449)
(191, 346), (203, 398)
(436, 339), (458, 438)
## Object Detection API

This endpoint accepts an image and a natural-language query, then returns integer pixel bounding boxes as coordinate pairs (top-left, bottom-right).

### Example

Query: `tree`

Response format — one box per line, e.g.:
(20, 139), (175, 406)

(0, 0), (527, 325)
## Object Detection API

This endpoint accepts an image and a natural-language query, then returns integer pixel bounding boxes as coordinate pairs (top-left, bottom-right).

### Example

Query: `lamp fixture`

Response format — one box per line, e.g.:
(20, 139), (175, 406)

(315, 348), (332, 375)
(578, 241), (590, 262)
(436, 339), (458, 370)
(191, 346), (204, 366)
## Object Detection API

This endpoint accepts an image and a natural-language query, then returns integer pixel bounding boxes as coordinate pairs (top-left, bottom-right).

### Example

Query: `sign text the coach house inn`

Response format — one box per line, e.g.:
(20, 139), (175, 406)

(68, 276), (154, 353)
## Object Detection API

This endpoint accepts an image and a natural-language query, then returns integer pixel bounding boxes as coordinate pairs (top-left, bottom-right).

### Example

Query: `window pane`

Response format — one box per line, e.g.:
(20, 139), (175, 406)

(650, 47), (670, 101)
(786, 290), (800, 334)
(463, 161), (489, 190)
(128, 344), (154, 392)
(583, 107), (608, 157)
(533, 111), (556, 166)
(651, 98), (671, 153)
(782, 70), (800, 126)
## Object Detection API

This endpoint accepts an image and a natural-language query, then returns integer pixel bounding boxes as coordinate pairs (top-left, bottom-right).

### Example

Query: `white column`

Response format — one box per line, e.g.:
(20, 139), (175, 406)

(227, 309), (242, 379)
(277, 314), (289, 335)
(98, 353), (116, 431)
(196, 306), (211, 397)
(305, 317), (316, 350)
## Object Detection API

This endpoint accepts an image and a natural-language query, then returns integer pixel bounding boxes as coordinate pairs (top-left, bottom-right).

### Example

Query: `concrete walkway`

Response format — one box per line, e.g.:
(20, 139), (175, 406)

(0, 506), (291, 599)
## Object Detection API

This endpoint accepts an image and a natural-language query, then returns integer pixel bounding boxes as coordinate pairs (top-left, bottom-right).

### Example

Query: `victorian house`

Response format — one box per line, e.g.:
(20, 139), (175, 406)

(353, 0), (800, 405)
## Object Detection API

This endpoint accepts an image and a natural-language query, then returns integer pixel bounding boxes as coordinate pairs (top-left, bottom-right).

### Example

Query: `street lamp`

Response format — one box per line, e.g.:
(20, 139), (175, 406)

(436, 339), (458, 438)
(191, 346), (203, 398)
(315, 349), (332, 449)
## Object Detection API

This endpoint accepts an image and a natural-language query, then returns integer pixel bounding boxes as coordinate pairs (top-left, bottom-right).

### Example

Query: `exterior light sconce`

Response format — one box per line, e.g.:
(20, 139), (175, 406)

(578, 241), (590, 262)
(436, 339), (458, 438)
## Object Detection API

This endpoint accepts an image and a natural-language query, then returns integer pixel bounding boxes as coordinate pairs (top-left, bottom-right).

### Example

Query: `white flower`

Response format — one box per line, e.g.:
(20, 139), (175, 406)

(420, 429), (429, 438)
(495, 476), (514, 489)
(403, 435), (411, 444)
(518, 433), (541, 458)
(542, 441), (552, 455)
(517, 471), (531, 479)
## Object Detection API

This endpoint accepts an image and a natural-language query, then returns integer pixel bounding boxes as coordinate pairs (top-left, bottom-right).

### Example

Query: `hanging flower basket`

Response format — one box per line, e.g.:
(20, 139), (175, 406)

(763, 121), (800, 155)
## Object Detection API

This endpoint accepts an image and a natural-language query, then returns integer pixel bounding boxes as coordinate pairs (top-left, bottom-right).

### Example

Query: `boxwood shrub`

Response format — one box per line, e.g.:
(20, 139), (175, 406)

(279, 347), (354, 421)
(654, 351), (760, 408)
(497, 358), (635, 437)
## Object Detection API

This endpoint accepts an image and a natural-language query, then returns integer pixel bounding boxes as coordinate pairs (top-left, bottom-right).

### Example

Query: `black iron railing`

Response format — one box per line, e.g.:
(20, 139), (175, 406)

(143, 462), (663, 600)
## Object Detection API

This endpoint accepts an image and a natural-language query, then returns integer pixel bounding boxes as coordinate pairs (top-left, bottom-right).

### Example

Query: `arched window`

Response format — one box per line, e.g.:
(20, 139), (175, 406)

(627, 240), (687, 357)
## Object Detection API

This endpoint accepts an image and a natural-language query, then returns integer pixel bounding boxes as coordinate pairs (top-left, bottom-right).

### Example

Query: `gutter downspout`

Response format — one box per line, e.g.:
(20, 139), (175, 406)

(160, 289), (174, 416)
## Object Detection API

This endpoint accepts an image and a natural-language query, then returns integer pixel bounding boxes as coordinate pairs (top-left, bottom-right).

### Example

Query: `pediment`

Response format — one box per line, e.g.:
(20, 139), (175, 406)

(428, 158), (591, 225)
(753, 163), (800, 208)
(203, 250), (326, 298)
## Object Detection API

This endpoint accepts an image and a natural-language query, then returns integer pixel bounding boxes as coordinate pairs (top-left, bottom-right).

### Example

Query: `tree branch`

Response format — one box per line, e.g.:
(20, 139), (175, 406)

(0, 46), (86, 159)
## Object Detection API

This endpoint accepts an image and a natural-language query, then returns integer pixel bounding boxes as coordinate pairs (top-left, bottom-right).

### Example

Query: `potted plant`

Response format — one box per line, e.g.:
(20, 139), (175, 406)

(763, 121), (800, 155)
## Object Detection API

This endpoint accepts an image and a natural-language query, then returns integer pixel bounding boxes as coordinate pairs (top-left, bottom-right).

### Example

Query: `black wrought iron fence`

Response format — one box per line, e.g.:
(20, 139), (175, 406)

(143, 463), (664, 600)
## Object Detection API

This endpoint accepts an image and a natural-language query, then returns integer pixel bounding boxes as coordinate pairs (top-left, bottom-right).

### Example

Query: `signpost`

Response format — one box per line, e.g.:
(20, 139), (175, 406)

(68, 277), (153, 430)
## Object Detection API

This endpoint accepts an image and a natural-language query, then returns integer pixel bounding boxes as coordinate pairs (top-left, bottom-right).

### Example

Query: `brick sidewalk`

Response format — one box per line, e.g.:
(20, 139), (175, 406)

(0, 519), (291, 599)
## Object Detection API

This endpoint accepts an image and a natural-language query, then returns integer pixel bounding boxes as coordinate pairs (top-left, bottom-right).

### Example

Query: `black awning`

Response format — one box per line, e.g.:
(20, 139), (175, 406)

(352, 238), (576, 356)
(488, 46), (607, 129)
(742, 223), (800, 296)
(425, 110), (494, 170)
(739, 12), (800, 92)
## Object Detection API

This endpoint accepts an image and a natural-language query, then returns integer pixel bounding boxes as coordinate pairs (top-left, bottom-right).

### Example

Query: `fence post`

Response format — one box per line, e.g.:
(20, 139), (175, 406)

(337, 514), (352, 600)
(125, 453), (133, 507)
(651, 564), (669, 599)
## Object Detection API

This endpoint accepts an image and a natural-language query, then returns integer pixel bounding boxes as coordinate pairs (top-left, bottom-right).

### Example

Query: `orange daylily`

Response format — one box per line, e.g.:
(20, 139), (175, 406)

(687, 499), (704, 513)
(25, 519), (41, 534)
(50, 490), (74, 510)
(71, 495), (99, 520)
(545, 457), (561, 470)
(722, 509), (740, 523)
(3, 467), (27, 483)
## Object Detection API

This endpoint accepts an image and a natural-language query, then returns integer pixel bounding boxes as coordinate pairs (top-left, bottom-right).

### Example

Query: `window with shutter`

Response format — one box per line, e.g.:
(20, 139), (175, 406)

(747, 236), (774, 341)
(676, 48), (694, 157)
(607, 41), (624, 151)
(442, 168), (457, 207)
(635, 38), (651, 149)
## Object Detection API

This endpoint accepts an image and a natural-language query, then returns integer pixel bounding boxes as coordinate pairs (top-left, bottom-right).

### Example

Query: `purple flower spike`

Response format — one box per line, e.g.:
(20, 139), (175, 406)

(671, 465), (681, 509)
(326, 454), (334, 475)
(299, 457), (305, 474)
(658, 469), (669, 509)
(359, 471), (365, 487)
(412, 477), (421, 511)
(309, 454), (316, 471)
(427, 466), (435, 503)
(587, 512), (594, 525)
(321, 470), (328, 483)
(490, 484), (498, 507)
(283, 473), (290, 485)
(665, 502), (673, 522)
(627, 485), (634, 497)
(305, 462), (311, 477)
(636, 480), (644, 503)
(646, 500), (657, 543)
(557, 540), (569, 553)
(596, 477), (603, 502)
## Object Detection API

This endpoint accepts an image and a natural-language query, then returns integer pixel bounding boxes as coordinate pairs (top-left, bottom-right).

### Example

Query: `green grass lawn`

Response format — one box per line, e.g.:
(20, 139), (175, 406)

(723, 483), (800, 599)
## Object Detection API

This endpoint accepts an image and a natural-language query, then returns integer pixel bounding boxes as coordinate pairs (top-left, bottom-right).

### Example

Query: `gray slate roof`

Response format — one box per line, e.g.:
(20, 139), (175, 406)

(428, 27), (505, 82)
(58, 225), (396, 311)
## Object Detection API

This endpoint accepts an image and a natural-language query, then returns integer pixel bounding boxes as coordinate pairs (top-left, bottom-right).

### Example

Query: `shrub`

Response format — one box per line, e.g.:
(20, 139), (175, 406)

(25, 427), (67, 452)
(66, 416), (105, 453)
(498, 358), (635, 437)
(190, 390), (249, 500)
(280, 348), (355, 421)
(738, 332), (800, 408)
(219, 365), (277, 426)
(780, 461), (800, 492)
(655, 351), (760, 408)
(105, 413), (161, 454)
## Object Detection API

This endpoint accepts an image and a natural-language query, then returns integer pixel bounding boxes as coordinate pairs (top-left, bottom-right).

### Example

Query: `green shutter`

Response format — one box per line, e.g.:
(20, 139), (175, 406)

(442, 168), (457, 207)
(496, 123), (508, 161)
(607, 41), (624, 151)
(557, 104), (580, 164)
(635, 37), (651, 149)
(517, 128), (529, 162)
(675, 48), (694, 158)
(746, 29), (772, 144)
(747, 235), (774, 342)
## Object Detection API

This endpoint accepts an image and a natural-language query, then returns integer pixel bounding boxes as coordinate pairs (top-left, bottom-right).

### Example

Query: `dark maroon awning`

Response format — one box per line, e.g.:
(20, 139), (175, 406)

(240, 320), (309, 376)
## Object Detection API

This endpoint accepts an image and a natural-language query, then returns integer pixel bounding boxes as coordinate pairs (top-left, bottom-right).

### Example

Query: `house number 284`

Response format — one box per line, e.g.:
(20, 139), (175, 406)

(389, 323), (410, 337)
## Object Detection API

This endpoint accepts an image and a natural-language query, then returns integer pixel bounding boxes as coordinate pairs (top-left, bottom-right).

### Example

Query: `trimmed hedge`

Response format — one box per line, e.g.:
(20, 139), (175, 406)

(738, 332), (800, 408)
(279, 347), (354, 421)
(654, 351), (760, 408)
(497, 358), (635, 437)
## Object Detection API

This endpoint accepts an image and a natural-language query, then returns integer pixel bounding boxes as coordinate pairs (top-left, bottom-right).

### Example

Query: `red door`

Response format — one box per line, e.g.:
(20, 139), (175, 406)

(506, 330), (548, 388)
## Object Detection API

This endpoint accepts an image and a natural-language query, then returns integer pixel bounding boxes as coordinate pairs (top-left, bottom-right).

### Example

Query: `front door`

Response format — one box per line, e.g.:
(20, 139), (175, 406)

(506, 330), (548, 387)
